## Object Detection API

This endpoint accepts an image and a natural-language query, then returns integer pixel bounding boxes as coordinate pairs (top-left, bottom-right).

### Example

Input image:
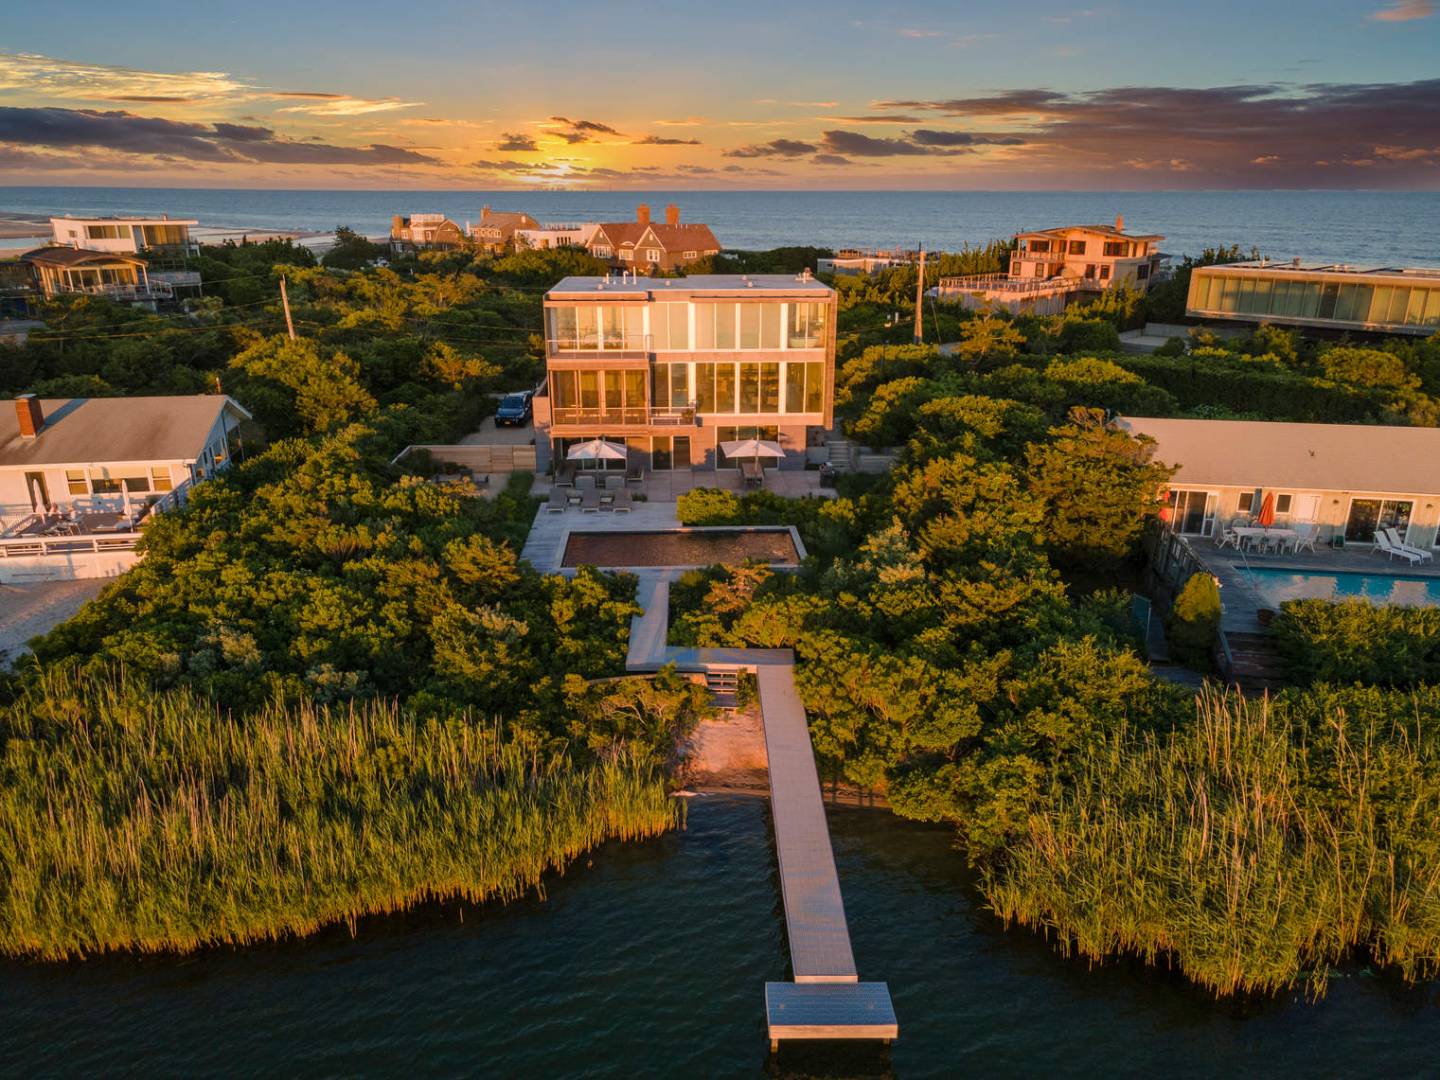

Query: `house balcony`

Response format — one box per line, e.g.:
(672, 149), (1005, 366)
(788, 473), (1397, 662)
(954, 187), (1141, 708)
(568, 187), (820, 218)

(936, 274), (1082, 297)
(546, 335), (653, 363)
(544, 403), (698, 431)
(56, 280), (174, 302)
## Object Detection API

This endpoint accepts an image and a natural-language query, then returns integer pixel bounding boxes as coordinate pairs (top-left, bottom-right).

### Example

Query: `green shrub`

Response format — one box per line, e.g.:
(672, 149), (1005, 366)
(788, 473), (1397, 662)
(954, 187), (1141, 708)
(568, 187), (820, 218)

(1167, 572), (1220, 668)
(1272, 598), (1440, 686)
(677, 487), (741, 525)
(1153, 336), (1187, 357)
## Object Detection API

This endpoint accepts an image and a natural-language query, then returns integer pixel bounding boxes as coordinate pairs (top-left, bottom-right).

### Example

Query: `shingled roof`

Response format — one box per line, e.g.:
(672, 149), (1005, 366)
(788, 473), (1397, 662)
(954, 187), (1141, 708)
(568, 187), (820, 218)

(0, 396), (251, 468)
(594, 221), (720, 253)
(20, 247), (147, 269)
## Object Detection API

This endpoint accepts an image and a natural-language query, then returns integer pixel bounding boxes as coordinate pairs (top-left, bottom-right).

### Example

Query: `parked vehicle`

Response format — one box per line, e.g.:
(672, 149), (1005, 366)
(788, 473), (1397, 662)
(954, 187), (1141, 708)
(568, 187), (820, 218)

(495, 391), (534, 427)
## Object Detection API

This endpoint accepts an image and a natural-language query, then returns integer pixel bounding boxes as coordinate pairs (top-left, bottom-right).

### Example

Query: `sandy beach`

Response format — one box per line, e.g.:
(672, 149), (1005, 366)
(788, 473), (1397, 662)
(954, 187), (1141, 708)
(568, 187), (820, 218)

(0, 579), (107, 668)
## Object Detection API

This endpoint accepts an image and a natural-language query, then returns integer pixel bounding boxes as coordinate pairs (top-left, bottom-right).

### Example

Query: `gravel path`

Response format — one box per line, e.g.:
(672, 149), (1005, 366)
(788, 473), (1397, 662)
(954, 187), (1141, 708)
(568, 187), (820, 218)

(0, 579), (107, 668)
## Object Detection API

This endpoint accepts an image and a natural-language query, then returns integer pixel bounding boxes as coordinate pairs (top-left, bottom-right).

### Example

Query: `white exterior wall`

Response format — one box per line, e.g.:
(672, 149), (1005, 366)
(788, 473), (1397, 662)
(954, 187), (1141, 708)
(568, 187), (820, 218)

(1164, 483), (1440, 548)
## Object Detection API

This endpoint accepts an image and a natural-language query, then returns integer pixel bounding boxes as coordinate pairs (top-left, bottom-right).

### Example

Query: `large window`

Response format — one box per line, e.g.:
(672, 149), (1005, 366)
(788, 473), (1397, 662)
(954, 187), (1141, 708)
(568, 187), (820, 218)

(1068, 240), (1087, 255)
(86, 224), (127, 240)
(787, 302), (828, 348)
(1102, 241), (1126, 257)
(551, 368), (646, 422)
(547, 305), (644, 349)
(649, 302), (689, 349)
(1345, 498), (1413, 543)
(1190, 273), (1440, 330)
(1165, 489), (1215, 536)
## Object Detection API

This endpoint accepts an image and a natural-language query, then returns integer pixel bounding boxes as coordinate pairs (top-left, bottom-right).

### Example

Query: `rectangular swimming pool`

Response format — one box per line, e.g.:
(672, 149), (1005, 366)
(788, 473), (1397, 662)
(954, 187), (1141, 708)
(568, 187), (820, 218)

(562, 527), (802, 569)
(1243, 566), (1440, 608)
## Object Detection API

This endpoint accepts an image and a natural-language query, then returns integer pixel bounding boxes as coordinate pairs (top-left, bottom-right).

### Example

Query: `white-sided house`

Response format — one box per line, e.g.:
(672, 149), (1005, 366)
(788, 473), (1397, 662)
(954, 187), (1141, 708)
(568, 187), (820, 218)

(0, 394), (251, 582)
(1118, 416), (1440, 549)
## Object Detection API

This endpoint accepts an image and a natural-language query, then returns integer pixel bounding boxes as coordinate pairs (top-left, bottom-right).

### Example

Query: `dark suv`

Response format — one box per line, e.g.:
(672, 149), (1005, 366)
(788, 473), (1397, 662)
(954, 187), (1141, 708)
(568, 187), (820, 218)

(495, 391), (533, 427)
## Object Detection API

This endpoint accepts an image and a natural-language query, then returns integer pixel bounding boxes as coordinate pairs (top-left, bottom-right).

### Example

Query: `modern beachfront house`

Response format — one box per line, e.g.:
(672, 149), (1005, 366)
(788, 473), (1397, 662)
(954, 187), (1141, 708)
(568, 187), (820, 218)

(816, 249), (919, 276)
(0, 394), (251, 582)
(1185, 260), (1440, 337)
(935, 216), (1166, 315)
(1118, 415), (1440, 549)
(586, 205), (721, 275)
(35, 214), (203, 304)
(48, 215), (200, 257)
(534, 273), (835, 475)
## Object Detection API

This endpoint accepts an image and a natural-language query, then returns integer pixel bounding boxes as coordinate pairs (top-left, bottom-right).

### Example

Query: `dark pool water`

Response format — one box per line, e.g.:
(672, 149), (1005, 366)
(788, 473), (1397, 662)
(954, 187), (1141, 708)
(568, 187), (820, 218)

(3, 796), (1438, 1077)
(562, 528), (799, 568)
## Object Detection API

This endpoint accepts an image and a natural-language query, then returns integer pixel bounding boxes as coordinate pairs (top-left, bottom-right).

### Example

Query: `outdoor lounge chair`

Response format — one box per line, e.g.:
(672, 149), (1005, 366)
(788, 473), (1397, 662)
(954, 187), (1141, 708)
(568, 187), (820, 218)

(546, 489), (568, 513)
(625, 464), (644, 486)
(740, 460), (764, 489)
(576, 473), (597, 491)
(1375, 530), (1423, 565)
(604, 473), (624, 490)
(580, 487), (601, 512)
(1384, 527), (1433, 564)
(1292, 524), (1319, 554)
(611, 488), (633, 512)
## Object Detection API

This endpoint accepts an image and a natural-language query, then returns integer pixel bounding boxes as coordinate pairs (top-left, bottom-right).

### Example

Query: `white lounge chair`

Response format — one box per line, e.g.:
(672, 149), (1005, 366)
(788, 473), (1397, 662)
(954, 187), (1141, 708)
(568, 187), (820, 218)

(1214, 527), (1239, 550)
(1384, 527), (1433, 564)
(1292, 524), (1319, 554)
(546, 489), (568, 513)
(1375, 530), (1423, 565)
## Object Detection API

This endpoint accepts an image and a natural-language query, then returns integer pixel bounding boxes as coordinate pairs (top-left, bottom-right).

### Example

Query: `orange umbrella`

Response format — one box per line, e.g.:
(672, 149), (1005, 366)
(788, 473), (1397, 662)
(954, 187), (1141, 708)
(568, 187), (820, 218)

(1256, 491), (1276, 528)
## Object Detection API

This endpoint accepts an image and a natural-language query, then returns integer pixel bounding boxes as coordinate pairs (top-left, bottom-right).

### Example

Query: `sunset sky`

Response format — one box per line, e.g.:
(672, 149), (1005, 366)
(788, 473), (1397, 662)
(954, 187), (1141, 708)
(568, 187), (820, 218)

(3, 0), (1438, 190)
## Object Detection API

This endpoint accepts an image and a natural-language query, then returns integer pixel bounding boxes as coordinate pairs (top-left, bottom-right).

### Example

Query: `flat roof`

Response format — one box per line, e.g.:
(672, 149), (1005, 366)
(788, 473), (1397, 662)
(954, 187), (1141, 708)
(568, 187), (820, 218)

(50, 216), (199, 226)
(547, 274), (833, 299)
(1118, 415), (1440, 495)
(1197, 260), (1440, 281)
(0, 396), (250, 468)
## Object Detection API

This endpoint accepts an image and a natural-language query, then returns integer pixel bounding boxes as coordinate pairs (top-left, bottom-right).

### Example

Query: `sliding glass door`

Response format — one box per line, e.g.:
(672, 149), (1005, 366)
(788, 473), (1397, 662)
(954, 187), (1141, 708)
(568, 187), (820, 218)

(1345, 498), (1413, 543)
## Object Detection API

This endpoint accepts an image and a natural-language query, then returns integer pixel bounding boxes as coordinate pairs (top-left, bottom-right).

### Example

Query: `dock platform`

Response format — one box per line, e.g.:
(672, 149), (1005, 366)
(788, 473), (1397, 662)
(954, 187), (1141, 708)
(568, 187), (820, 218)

(625, 570), (896, 1049)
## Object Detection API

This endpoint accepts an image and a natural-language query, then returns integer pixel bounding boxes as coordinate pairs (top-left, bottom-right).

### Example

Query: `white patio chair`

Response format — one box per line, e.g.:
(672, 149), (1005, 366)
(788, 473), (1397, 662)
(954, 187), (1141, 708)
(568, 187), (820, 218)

(1384, 527), (1433, 564)
(1214, 527), (1239, 550)
(1375, 530), (1423, 565)
(1292, 524), (1319, 554)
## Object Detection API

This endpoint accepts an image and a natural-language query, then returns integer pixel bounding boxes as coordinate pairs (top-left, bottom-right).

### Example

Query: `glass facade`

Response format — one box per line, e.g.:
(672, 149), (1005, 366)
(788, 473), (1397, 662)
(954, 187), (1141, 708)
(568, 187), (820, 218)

(547, 299), (829, 351)
(654, 360), (824, 415)
(1189, 271), (1440, 330)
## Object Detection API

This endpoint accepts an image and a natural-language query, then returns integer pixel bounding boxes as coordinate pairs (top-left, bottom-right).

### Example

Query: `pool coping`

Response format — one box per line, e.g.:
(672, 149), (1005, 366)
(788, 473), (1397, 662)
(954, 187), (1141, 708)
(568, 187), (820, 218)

(556, 523), (808, 574)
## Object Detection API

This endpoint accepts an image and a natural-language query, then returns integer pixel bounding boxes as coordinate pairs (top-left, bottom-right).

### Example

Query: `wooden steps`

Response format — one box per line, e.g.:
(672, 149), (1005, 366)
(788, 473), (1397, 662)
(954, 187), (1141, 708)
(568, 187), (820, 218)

(1223, 630), (1287, 692)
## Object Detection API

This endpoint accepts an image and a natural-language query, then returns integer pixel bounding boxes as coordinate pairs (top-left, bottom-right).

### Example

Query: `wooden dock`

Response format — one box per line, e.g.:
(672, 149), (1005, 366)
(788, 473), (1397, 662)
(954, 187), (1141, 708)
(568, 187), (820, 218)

(625, 571), (897, 1049)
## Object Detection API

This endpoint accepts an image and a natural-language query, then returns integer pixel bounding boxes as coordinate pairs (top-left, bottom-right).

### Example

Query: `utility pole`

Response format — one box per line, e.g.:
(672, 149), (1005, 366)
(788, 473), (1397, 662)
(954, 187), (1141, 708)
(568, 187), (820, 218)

(912, 244), (926, 344)
(280, 275), (296, 341)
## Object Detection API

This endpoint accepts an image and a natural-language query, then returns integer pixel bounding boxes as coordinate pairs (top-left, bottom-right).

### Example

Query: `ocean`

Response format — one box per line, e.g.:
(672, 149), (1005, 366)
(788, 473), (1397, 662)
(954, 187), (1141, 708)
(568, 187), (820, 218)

(2, 187), (1438, 265)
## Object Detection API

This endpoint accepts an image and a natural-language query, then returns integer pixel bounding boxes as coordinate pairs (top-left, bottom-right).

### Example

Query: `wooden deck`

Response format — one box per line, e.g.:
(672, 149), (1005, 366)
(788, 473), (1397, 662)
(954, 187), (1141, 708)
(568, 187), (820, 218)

(625, 574), (896, 1048)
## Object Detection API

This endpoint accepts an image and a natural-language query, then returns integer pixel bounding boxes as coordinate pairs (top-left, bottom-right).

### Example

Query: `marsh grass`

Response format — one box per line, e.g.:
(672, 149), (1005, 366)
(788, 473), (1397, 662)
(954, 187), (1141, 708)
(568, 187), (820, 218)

(0, 668), (677, 960)
(983, 685), (1440, 997)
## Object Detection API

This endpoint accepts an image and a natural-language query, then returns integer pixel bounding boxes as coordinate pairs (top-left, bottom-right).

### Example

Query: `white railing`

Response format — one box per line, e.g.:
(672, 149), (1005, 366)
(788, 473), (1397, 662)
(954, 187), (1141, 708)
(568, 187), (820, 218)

(0, 532), (141, 559)
(937, 274), (1082, 296)
(61, 280), (174, 301)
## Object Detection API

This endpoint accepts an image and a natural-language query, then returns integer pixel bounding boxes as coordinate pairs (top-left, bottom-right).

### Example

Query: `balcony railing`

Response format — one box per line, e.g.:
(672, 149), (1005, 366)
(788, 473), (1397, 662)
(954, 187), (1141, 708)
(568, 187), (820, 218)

(937, 274), (1082, 296)
(0, 532), (141, 560)
(59, 280), (174, 301)
(546, 334), (653, 357)
(547, 403), (697, 427)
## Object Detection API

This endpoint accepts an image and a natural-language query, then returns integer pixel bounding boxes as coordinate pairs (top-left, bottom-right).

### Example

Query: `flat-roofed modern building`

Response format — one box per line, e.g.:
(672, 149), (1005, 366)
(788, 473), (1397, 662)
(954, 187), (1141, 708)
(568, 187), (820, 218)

(1186, 260), (1440, 336)
(1118, 415), (1440, 549)
(536, 273), (835, 475)
(49, 215), (199, 256)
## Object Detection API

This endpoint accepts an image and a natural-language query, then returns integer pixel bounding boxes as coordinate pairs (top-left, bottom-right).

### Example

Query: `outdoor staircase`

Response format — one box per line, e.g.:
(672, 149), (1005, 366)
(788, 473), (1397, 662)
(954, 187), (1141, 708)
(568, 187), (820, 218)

(825, 437), (856, 472)
(705, 670), (740, 710)
(1221, 630), (1288, 693)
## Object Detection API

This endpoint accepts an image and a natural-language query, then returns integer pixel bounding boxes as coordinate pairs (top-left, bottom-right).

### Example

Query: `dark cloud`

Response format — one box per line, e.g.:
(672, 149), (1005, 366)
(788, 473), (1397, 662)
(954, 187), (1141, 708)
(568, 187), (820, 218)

(495, 131), (539, 152)
(832, 115), (925, 123)
(811, 154), (853, 166)
(871, 80), (1440, 185)
(723, 138), (817, 158)
(108, 95), (200, 104)
(273, 91), (347, 99)
(0, 106), (440, 167)
(909, 129), (1025, 147)
(819, 130), (954, 157)
(549, 116), (625, 143)
(635, 135), (702, 146)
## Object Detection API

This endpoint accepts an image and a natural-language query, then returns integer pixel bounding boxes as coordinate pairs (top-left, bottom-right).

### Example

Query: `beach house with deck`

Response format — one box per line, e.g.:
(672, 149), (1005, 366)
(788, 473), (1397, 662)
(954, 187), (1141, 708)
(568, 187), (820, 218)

(1118, 415), (1440, 550)
(0, 394), (250, 582)
(936, 216), (1166, 314)
(534, 272), (835, 477)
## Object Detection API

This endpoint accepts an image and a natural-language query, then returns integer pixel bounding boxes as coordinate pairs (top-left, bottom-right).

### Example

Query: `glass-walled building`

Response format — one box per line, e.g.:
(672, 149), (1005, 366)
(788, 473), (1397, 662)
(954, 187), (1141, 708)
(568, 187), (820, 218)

(1187, 261), (1440, 336)
(537, 274), (836, 473)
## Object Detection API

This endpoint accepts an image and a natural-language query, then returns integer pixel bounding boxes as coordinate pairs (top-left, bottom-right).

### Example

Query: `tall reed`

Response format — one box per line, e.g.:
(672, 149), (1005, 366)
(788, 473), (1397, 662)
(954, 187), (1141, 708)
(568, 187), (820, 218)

(0, 667), (677, 960)
(982, 685), (1440, 997)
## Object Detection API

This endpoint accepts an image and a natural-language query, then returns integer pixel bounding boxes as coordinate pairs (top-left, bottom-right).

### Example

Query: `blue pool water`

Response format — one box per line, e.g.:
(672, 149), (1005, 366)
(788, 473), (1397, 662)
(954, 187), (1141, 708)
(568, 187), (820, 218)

(1245, 566), (1440, 608)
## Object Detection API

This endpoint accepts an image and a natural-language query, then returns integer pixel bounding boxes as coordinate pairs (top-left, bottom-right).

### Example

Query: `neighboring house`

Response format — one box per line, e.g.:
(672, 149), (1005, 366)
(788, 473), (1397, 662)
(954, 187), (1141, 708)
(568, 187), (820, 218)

(512, 223), (599, 251)
(1186, 260), (1440, 337)
(49, 215), (200, 257)
(0, 394), (252, 582)
(21, 247), (173, 305)
(586, 205), (721, 274)
(816, 250), (918, 276)
(534, 272), (835, 474)
(468, 206), (542, 252)
(935, 216), (1166, 314)
(389, 213), (467, 254)
(1118, 415), (1440, 548)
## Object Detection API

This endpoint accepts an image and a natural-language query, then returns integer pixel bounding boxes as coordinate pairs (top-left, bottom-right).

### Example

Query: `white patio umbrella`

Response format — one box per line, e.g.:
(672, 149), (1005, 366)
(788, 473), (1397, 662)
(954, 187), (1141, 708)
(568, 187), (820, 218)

(566, 438), (628, 461)
(719, 438), (785, 461)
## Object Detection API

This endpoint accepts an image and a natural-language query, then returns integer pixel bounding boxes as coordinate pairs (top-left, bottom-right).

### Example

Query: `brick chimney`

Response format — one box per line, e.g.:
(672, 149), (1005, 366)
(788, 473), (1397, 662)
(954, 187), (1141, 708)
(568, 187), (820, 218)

(391, 215), (404, 232)
(665, 203), (680, 226)
(1115, 214), (1125, 231)
(15, 394), (44, 438)
(636, 204), (651, 225)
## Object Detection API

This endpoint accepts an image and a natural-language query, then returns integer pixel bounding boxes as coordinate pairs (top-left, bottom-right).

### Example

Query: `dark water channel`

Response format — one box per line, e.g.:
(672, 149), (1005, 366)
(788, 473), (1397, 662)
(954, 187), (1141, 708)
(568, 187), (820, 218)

(3, 795), (1437, 1077)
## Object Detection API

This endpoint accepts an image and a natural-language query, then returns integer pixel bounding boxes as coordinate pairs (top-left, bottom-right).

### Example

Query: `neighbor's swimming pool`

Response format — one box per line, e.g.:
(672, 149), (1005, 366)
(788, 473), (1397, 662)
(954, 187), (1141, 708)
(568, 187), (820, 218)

(1243, 566), (1440, 608)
